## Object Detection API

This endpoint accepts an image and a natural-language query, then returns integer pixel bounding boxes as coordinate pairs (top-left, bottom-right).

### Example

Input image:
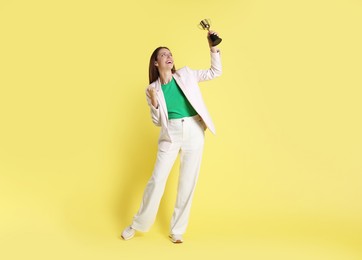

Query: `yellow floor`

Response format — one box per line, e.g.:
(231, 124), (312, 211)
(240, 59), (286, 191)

(1, 218), (361, 260)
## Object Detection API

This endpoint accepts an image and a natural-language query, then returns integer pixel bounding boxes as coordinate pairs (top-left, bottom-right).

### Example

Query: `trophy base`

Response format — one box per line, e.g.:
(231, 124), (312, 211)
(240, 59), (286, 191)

(209, 34), (222, 46)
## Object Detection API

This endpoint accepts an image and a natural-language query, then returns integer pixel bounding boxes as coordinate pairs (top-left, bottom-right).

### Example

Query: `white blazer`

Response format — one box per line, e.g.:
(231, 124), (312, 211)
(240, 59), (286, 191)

(145, 51), (222, 142)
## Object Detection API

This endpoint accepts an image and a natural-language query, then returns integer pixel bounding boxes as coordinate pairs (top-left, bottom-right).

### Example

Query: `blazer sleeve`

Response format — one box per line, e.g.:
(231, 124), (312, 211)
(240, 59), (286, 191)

(145, 86), (161, 126)
(193, 51), (222, 82)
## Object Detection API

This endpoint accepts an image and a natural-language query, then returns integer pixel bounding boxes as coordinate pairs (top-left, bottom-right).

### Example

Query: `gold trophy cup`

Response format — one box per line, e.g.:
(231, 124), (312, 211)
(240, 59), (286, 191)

(198, 19), (222, 46)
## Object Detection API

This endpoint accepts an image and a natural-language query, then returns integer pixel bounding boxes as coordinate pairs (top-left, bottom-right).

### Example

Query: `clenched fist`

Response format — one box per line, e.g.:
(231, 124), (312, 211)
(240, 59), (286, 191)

(147, 88), (158, 108)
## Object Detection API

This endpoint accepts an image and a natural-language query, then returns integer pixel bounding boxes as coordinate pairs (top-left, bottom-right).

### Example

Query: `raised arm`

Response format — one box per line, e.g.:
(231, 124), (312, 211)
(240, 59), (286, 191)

(194, 30), (222, 82)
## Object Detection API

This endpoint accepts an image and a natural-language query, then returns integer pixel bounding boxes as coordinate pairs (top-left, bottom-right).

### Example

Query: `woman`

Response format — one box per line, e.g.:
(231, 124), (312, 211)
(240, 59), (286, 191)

(121, 31), (222, 243)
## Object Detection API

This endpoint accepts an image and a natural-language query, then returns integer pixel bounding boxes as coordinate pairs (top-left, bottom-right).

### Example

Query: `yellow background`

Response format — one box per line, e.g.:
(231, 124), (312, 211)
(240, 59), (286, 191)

(1, 0), (361, 259)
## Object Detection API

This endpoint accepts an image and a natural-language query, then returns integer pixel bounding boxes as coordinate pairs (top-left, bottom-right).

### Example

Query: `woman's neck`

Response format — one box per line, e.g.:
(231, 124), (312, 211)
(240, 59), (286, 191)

(159, 70), (173, 85)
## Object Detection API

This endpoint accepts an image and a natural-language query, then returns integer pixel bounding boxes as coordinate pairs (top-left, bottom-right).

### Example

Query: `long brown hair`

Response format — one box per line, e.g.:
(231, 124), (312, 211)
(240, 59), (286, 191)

(148, 46), (176, 84)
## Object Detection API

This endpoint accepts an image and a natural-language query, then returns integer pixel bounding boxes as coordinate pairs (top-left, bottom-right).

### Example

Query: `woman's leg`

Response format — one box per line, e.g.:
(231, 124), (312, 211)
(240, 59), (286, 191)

(131, 146), (180, 232)
(132, 122), (183, 232)
(170, 117), (205, 235)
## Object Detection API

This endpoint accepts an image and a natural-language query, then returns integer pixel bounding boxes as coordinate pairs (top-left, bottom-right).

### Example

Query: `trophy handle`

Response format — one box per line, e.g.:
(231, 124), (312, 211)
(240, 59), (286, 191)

(197, 23), (206, 30)
(203, 18), (212, 27)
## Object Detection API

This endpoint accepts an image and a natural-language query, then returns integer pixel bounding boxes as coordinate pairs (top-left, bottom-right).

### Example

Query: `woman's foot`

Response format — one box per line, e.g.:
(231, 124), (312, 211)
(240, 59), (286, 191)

(169, 234), (183, 243)
(121, 226), (136, 240)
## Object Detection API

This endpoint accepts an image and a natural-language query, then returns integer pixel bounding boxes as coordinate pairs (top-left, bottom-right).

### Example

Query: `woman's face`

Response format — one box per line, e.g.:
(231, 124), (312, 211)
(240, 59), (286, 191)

(155, 48), (174, 71)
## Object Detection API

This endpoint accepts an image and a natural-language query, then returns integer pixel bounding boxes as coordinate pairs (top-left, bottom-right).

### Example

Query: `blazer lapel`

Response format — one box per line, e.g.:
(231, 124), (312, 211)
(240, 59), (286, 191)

(173, 74), (191, 101)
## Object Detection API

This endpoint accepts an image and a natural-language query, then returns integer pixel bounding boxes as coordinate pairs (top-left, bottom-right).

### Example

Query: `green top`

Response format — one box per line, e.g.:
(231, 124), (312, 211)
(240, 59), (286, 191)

(161, 77), (198, 119)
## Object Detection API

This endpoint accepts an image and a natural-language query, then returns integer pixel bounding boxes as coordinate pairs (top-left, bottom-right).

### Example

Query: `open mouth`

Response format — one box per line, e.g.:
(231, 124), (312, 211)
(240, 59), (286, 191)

(166, 60), (173, 65)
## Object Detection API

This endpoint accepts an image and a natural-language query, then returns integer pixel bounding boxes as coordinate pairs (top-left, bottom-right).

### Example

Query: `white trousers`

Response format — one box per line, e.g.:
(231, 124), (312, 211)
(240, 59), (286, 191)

(131, 115), (205, 235)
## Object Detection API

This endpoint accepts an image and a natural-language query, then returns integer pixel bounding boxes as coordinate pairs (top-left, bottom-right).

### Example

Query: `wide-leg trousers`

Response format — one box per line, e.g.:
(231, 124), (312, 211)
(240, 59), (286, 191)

(131, 115), (205, 235)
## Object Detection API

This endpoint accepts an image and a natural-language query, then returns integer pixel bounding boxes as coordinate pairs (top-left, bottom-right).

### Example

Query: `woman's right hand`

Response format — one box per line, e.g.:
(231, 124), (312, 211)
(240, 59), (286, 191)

(147, 88), (158, 108)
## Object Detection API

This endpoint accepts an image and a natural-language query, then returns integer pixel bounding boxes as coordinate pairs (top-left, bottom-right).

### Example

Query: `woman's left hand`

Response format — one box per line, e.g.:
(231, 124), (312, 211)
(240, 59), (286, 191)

(207, 30), (220, 53)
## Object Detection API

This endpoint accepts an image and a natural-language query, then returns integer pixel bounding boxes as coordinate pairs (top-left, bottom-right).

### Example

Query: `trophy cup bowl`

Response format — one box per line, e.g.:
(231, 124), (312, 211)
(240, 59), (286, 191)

(198, 19), (222, 46)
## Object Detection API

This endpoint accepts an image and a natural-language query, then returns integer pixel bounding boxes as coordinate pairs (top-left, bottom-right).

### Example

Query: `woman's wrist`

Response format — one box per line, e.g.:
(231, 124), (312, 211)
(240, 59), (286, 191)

(210, 46), (219, 53)
(152, 99), (158, 108)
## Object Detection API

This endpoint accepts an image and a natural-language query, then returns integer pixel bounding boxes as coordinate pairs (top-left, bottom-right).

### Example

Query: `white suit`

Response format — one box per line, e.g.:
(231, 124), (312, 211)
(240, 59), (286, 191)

(131, 51), (222, 235)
